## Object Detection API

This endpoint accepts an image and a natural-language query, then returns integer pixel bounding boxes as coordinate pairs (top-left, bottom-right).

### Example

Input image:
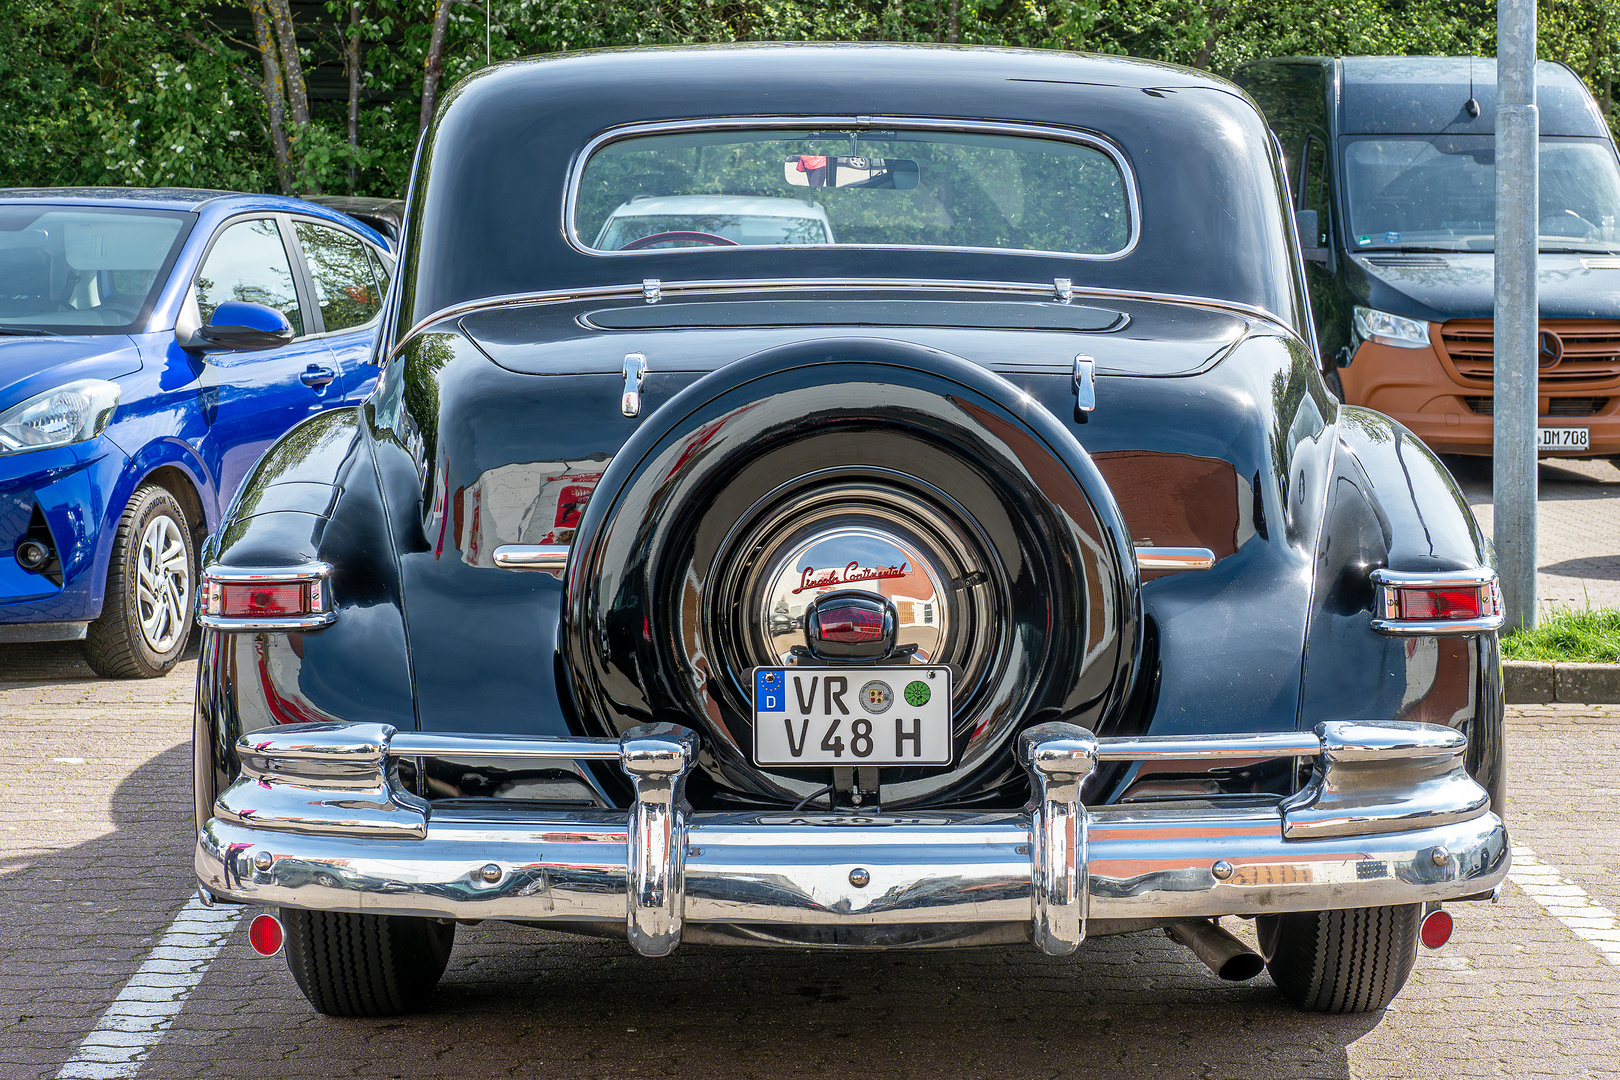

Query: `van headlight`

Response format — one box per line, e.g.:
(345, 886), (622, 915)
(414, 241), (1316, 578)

(1353, 306), (1431, 349)
(0, 380), (120, 454)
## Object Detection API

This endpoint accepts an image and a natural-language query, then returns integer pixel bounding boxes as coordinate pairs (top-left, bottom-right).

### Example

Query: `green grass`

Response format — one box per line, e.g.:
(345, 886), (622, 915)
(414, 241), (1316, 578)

(1502, 606), (1620, 663)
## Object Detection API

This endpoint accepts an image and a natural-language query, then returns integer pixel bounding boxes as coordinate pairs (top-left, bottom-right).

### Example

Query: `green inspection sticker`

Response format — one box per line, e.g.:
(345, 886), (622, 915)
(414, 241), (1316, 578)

(904, 680), (931, 707)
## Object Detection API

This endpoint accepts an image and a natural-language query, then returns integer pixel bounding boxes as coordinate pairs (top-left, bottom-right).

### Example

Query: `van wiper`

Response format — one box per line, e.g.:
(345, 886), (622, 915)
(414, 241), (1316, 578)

(0, 326), (57, 337)
(1540, 246), (1620, 255)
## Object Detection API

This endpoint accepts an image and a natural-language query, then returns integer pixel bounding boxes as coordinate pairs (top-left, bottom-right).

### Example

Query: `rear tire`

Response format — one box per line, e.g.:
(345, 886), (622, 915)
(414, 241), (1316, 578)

(83, 484), (194, 678)
(1258, 904), (1420, 1013)
(282, 909), (455, 1017)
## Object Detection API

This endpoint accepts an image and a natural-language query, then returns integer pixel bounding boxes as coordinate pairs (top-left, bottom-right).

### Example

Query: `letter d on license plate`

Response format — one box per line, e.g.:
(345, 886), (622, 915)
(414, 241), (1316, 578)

(752, 666), (952, 766)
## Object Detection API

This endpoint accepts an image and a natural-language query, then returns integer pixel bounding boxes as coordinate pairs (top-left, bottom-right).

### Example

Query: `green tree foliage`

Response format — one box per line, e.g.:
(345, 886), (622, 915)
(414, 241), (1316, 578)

(2, 0), (1617, 197)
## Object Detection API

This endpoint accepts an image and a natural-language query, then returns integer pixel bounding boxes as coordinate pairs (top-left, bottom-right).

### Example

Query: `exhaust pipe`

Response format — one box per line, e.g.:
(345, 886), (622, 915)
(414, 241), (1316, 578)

(1166, 919), (1265, 981)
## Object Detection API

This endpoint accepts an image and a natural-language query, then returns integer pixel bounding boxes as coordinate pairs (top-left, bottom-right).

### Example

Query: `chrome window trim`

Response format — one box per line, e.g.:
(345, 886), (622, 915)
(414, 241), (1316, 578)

(564, 116), (1142, 263)
(1368, 567), (1505, 636)
(391, 278), (1298, 360)
(199, 561), (337, 633)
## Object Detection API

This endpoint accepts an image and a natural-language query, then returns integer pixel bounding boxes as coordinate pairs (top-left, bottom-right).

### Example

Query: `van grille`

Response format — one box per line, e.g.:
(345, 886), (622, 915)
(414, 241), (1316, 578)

(1462, 397), (1609, 416)
(1438, 319), (1620, 383)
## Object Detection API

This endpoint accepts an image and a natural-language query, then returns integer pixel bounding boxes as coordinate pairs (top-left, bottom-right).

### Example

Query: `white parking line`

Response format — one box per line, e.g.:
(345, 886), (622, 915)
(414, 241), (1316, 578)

(1510, 844), (1620, 965)
(56, 897), (242, 1080)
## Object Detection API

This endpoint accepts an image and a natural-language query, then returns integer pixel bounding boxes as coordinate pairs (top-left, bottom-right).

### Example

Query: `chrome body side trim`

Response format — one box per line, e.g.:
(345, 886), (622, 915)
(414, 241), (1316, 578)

(198, 719), (1508, 955)
(198, 561), (336, 633)
(1133, 546), (1217, 572)
(491, 544), (570, 576)
(1369, 567), (1506, 636)
(393, 278), (1299, 359)
(564, 116), (1142, 263)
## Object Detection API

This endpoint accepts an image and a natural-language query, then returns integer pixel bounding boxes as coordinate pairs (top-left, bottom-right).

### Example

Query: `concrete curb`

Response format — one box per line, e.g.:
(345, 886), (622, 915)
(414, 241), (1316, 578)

(1504, 660), (1620, 704)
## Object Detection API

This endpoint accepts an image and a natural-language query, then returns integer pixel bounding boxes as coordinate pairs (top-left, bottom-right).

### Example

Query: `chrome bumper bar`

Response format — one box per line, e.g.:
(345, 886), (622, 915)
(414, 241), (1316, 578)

(196, 720), (1509, 958)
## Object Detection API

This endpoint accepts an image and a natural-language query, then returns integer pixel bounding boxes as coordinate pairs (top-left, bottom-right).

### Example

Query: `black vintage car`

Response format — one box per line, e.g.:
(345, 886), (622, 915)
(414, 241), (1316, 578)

(193, 44), (1510, 1018)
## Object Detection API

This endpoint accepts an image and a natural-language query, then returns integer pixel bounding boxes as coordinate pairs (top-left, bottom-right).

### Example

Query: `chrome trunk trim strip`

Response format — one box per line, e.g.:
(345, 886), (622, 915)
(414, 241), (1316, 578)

(492, 544), (569, 576)
(393, 278), (1299, 359)
(1133, 545), (1216, 572)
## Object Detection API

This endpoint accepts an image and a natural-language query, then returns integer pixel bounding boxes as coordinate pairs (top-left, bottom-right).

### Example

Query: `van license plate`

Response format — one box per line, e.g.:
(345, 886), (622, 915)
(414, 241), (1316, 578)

(1537, 426), (1589, 451)
(752, 667), (952, 766)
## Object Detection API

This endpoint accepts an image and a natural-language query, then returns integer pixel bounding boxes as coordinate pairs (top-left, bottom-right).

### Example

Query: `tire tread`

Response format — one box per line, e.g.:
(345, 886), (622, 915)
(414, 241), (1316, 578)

(1263, 904), (1419, 1013)
(282, 909), (453, 1017)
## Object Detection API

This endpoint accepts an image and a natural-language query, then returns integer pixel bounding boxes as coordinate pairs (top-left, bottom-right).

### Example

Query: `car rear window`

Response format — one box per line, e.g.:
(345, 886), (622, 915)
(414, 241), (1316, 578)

(573, 123), (1135, 258)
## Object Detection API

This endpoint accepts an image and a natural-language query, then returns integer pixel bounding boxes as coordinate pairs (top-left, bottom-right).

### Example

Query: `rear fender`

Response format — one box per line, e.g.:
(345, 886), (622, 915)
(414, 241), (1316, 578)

(194, 407), (416, 834)
(1299, 407), (1504, 814)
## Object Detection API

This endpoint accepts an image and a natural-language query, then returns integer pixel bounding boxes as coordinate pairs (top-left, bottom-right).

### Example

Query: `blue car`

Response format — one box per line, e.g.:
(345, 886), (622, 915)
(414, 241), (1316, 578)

(0, 188), (391, 676)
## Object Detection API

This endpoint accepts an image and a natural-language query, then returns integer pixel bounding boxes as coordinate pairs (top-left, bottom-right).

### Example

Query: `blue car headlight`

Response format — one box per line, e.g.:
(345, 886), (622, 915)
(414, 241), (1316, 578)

(0, 379), (120, 454)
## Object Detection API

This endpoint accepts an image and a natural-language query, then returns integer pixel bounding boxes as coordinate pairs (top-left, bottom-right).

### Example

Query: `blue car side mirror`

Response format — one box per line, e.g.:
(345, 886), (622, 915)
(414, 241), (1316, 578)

(197, 301), (295, 351)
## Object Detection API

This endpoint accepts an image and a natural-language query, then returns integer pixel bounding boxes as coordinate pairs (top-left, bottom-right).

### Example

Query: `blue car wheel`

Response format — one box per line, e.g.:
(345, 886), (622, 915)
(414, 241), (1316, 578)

(83, 483), (195, 678)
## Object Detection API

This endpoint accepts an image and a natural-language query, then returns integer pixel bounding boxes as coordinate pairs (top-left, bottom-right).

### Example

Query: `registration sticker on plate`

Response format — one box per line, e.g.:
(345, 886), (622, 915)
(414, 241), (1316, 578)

(1537, 426), (1590, 452)
(753, 666), (952, 766)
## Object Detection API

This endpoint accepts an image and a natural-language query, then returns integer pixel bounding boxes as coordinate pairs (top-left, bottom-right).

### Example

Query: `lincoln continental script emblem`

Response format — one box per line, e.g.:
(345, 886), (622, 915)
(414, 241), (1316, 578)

(793, 560), (910, 594)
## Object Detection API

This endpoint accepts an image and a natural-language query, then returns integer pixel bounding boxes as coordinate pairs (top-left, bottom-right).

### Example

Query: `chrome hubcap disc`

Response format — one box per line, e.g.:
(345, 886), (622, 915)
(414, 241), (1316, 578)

(136, 515), (189, 654)
(759, 526), (950, 665)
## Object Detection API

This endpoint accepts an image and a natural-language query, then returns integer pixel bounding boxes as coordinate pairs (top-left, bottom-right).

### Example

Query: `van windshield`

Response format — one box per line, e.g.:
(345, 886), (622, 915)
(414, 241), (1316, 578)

(1342, 135), (1620, 253)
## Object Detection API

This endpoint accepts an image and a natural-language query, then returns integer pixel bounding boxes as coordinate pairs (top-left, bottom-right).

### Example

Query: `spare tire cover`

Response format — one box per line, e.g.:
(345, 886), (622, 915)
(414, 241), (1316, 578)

(563, 338), (1140, 808)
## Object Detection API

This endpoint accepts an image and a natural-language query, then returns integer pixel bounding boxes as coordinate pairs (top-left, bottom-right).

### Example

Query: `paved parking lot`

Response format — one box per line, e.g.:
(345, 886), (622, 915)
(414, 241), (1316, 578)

(1, 646), (1619, 1080)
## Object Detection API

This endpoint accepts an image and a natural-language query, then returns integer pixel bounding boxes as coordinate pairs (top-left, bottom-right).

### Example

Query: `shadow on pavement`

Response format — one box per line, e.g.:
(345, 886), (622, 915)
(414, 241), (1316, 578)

(0, 743), (200, 1080)
(2, 697), (1387, 1079)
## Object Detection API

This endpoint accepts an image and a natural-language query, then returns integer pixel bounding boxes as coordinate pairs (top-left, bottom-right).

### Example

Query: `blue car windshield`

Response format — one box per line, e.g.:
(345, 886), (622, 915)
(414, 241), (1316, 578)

(0, 205), (190, 334)
(1343, 135), (1620, 253)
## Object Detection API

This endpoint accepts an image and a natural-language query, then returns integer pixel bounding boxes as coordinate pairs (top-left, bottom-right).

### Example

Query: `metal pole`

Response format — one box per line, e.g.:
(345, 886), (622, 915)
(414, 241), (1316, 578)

(1494, 0), (1539, 630)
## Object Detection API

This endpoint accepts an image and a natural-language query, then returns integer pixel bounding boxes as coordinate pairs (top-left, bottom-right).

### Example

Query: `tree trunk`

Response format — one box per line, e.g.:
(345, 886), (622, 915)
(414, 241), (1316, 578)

(265, 0), (317, 193)
(248, 0), (292, 194)
(946, 0), (961, 43)
(265, 0), (310, 126)
(347, 1), (362, 192)
(420, 0), (452, 135)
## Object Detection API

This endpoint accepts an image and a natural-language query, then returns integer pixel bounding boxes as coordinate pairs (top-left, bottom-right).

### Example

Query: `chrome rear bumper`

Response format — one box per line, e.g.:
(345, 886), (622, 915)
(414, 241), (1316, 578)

(196, 720), (1509, 957)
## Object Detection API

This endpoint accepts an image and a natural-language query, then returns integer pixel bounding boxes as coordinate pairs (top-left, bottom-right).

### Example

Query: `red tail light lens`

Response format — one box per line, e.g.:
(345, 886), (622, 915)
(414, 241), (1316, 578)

(1395, 586), (1488, 621)
(219, 582), (311, 618)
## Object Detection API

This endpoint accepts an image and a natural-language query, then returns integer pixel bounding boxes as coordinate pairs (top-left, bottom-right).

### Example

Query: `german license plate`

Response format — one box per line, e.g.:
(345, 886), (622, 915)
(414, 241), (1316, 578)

(1538, 426), (1589, 451)
(752, 667), (952, 766)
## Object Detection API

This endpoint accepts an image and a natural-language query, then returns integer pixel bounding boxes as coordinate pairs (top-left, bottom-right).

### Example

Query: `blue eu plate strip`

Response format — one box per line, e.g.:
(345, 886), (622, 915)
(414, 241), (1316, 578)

(755, 669), (785, 712)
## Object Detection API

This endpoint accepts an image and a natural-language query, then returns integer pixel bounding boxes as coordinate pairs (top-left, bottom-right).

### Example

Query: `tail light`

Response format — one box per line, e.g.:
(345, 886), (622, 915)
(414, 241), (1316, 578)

(1370, 568), (1503, 635)
(200, 562), (335, 632)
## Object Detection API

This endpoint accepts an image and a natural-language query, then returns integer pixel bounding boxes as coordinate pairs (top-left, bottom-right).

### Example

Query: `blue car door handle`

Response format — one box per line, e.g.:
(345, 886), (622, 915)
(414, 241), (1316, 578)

(300, 364), (338, 389)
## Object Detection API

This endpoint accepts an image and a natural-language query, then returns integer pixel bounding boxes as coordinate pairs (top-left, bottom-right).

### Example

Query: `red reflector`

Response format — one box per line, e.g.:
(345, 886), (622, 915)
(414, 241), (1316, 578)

(248, 913), (284, 957)
(819, 610), (885, 643)
(220, 581), (309, 618)
(1420, 908), (1453, 950)
(1396, 586), (1485, 621)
